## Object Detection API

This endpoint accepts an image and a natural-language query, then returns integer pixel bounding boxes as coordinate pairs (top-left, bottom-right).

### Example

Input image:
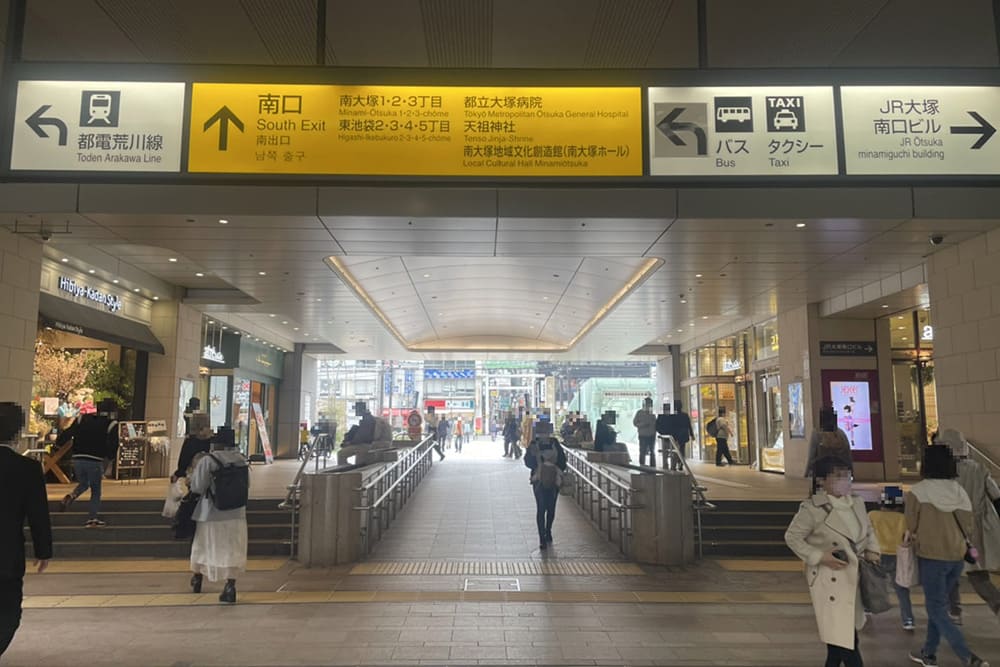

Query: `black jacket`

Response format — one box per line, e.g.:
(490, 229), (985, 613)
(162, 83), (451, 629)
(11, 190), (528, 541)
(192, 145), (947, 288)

(56, 414), (119, 460)
(174, 435), (212, 478)
(524, 438), (568, 473)
(0, 447), (53, 578)
(594, 421), (616, 452)
(502, 418), (519, 441)
(670, 412), (695, 444)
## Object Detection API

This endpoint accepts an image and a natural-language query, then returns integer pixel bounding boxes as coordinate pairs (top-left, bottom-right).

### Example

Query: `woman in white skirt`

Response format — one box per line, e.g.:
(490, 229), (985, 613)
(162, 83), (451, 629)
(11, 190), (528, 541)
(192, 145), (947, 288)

(188, 428), (249, 603)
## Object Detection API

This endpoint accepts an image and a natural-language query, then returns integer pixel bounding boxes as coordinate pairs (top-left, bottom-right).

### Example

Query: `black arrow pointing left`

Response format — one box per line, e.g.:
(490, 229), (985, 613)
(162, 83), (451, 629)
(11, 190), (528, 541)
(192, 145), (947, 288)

(950, 111), (996, 150)
(26, 105), (68, 146)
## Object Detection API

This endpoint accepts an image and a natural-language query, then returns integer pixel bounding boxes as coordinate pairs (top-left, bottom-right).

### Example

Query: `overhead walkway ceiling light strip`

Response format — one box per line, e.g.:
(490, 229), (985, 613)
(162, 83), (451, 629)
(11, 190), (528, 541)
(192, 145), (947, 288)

(325, 256), (662, 353)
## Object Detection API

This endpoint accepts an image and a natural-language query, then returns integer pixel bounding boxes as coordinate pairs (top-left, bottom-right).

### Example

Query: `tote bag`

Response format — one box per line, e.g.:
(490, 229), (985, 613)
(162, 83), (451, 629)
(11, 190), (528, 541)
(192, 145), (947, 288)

(895, 541), (920, 588)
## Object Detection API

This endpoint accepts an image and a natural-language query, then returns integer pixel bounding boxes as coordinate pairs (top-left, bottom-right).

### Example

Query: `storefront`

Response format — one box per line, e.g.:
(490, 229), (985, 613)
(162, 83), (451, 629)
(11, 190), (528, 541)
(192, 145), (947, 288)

(751, 319), (784, 473)
(197, 316), (284, 459)
(887, 307), (937, 477)
(31, 261), (163, 448)
(424, 366), (476, 429)
(682, 331), (753, 464)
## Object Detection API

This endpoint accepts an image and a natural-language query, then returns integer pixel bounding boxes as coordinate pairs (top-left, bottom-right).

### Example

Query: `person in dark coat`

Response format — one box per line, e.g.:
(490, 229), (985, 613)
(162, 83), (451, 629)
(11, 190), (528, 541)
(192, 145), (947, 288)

(172, 412), (213, 482)
(668, 399), (695, 471)
(56, 398), (119, 526)
(502, 413), (520, 458)
(0, 403), (52, 657)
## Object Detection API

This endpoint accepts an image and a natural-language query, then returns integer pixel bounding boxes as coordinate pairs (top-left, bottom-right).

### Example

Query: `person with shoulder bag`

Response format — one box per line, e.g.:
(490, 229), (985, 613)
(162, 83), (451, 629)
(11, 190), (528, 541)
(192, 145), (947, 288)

(785, 456), (881, 667)
(938, 429), (1000, 625)
(905, 444), (990, 667)
(524, 436), (568, 551)
(55, 398), (119, 527)
(188, 427), (249, 604)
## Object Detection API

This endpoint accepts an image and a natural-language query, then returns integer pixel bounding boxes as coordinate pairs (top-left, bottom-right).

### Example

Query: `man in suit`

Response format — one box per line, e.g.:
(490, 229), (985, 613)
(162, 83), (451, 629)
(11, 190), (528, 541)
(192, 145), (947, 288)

(0, 402), (52, 657)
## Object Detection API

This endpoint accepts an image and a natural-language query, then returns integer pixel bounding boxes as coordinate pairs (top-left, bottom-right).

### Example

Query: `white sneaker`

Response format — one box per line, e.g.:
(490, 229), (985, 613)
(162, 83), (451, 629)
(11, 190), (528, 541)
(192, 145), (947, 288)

(903, 620), (915, 631)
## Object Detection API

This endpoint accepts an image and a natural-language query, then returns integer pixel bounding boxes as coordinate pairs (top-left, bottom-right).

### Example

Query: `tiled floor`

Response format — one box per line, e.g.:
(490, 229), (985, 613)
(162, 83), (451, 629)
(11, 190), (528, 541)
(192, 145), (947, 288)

(12, 438), (998, 666)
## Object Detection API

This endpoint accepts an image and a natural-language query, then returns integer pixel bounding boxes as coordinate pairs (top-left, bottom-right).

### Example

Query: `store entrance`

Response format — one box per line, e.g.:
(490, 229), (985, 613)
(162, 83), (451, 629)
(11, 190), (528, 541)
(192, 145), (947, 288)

(888, 308), (937, 477)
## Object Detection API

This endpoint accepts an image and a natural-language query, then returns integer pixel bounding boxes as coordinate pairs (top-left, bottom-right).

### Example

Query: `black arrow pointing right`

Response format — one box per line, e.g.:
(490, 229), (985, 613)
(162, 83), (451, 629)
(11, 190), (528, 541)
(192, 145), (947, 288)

(25, 105), (68, 146)
(950, 111), (996, 150)
(656, 107), (707, 156)
(204, 106), (244, 151)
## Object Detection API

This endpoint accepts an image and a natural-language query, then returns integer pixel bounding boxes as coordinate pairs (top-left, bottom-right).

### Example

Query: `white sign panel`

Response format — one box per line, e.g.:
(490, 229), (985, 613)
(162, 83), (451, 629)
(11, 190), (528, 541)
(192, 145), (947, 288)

(842, 86), (1000, 175)
(10, 80), (185, 172)
(648, 86), (838, 176)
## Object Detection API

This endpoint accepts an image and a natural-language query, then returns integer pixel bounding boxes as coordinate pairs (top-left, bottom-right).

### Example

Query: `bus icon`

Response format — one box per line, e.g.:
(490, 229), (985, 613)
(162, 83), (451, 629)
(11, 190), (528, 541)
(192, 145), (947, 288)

(713, 96), (753, 132)
(80, 90), (121, 127)
(716, 106), (751, 124)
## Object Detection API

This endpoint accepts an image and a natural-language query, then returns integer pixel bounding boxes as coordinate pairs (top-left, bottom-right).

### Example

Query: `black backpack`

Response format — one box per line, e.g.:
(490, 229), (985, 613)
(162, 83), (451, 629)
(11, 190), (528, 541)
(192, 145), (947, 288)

(706, 418), (719, 438)
(208, 454), (249, 511)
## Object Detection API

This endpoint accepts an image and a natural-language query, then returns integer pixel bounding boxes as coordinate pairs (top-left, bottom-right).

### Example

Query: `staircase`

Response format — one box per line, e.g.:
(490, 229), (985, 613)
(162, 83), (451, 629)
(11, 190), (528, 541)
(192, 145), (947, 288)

(700, 500), (800, 558)
(29, 499), (291, 559)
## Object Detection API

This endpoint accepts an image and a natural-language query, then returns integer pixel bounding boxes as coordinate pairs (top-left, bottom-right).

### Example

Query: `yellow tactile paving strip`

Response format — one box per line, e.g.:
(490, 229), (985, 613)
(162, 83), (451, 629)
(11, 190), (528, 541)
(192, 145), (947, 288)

(350, 561), (645, 576)
(25, 559), (288, 575)
(22, 590), (989, 609)
(715, 559), (804, 572)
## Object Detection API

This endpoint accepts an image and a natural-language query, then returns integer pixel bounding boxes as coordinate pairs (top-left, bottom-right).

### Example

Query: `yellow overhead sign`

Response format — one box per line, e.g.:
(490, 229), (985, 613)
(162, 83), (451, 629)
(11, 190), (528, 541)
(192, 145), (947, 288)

(187, 84), (641, 176)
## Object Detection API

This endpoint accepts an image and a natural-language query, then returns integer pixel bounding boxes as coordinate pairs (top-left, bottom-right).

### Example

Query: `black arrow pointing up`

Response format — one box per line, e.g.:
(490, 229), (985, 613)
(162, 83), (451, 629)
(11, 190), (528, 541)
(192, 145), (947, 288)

(950, 111), (996, 150)
(204, 106), (244, 151)
(656, 107), (707, 156)
(25, 105), (68, 146)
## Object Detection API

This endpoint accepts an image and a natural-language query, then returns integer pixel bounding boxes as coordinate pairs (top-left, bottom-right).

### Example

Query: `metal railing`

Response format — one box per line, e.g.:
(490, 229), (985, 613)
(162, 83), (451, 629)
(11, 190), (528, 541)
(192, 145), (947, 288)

(563, 447), (641, 557)
(354, 436), (436, 555)
(661, 435), (715, 558)
(278, 434), (334, 558)
(967, 439), (1000, 479)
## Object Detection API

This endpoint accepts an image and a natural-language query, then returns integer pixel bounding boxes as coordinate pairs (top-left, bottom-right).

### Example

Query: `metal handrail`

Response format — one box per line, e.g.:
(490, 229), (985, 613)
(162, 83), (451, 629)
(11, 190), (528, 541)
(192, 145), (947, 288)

(564, 449), (636, 509)
(563, 447), (633, 494)
(661, 434), (715, 559)
(967, 439), (1000, 477)
(562, 446), (640, 557)
(355, 436), (436, 510)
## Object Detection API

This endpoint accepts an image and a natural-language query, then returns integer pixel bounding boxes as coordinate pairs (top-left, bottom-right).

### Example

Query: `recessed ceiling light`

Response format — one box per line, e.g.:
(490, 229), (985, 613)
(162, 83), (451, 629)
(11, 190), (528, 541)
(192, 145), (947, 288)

(901, 336), (909, 340)
(695, 273), (703, 278)
(60, 257), (69, 263)
(221, 326), (227, 330)
(293, 327), (299, 331)
(529, 325), (535, 329)
(316, 298), (322, 302)
(134, 288), (141, 292)
(112, 279), (119, 284)
(168, 257), (177, 263)
(281, 321), (288, 325)
(208, 320), (214, 324)
(269, 314), (276, 317)
(153, 296), (159, 300)
(680, 299), (687, 304)
(882, 304), (890, 309)
(258, 271), (266, 276)
(304, 333), (310, 337)
(677, 329), (683, 333)
(898, 326), (906, 330)
(423, 273), (430, 278)
(88, 269), (96, 274)
(796, 223), (806, 228)
(702, 316), (708, 320)
(195, 272), (204, 277)
(218, 219), (228, 224)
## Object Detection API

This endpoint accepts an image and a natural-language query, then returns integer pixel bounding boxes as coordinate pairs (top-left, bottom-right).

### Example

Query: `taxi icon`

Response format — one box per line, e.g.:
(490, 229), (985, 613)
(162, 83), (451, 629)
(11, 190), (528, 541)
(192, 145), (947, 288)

(773, 109), (799, 130)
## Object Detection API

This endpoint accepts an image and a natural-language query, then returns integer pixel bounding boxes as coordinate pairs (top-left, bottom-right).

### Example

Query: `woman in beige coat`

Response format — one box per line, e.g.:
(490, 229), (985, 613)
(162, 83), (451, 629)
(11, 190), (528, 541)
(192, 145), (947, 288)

(785, 456), (880, 667)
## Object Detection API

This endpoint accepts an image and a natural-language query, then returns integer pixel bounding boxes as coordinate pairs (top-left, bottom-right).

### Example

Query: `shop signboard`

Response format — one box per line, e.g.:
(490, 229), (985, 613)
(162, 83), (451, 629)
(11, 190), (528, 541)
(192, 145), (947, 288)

(820, 341), (876, 357)
(238, 338), (283, 378)
(647, 86), (838, 176)
(10, 80), (185, 172)
(424, 368), (475, 379)
(188, 83), (641, 176)
(116, 421), (148, 481)
(445, 399), (474, 411)
(251, 402), (274, 464)
(57, 276), (123, 313)
(841, 86), (1000, 175)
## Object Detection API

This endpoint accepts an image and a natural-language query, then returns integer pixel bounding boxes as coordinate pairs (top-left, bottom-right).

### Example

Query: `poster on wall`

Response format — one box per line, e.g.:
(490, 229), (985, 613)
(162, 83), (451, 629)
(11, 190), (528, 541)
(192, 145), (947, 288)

(251, 402), (274, 464)
(829, 381), (873, 452)
(821, 369), (882, 463)
(788, 382), (805, 438)
(177, 379), (194, 438)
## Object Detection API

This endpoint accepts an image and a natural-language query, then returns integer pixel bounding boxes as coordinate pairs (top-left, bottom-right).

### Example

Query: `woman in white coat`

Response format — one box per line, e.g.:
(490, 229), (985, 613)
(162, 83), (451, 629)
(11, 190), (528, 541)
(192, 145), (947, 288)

(785, 456), (881, 667)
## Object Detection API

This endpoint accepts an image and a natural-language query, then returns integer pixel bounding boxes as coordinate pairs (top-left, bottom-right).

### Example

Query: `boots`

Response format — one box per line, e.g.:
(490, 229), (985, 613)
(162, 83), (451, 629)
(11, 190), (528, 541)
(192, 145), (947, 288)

(190, 573), (203, 594)
(219, 579), (237, 604)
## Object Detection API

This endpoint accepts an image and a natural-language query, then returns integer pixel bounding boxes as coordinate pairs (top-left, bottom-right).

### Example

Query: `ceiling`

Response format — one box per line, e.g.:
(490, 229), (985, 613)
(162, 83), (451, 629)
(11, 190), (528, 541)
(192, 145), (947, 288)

(6, 184), (999, 361)
(3, 0), (997, 70)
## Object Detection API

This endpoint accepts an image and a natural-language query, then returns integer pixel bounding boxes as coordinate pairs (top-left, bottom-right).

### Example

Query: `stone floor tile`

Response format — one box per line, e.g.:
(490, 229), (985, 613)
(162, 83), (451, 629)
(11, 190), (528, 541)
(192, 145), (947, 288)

(448, 644), (509, 660)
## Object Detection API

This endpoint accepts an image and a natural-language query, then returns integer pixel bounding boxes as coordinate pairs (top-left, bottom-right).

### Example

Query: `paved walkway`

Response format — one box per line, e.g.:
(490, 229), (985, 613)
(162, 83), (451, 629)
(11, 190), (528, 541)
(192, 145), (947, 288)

(370, 436), (622, 561)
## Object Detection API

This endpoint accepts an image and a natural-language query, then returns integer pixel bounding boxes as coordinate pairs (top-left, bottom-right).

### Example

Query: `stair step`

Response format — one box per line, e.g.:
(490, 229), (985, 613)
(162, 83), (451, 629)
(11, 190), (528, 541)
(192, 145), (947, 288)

(28, 540), (290, 559)
(49, 511), (288, 527)
(45, 524), (290, 542)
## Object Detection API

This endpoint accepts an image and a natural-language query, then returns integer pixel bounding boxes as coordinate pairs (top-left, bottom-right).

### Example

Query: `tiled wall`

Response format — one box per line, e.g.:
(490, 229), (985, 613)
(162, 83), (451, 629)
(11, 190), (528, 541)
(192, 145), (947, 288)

(927, 229), (1000, 464)
(0, 229), (42, 415)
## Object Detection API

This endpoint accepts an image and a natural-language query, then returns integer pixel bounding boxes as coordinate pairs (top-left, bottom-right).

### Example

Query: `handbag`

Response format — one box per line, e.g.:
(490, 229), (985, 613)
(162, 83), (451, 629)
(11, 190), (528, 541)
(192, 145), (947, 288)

(161, 478), (186, 519)
(895, 540), (920, 588)
(172, 492), (199, 540)
(822, 503), (892, 614)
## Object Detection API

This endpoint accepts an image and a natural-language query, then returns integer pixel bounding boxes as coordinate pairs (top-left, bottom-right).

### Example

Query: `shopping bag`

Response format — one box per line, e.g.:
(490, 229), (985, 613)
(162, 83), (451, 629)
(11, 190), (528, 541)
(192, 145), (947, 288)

(161, 479), (186, 519)
(172, 493), (199, 540)
(895, 542), (920, 588)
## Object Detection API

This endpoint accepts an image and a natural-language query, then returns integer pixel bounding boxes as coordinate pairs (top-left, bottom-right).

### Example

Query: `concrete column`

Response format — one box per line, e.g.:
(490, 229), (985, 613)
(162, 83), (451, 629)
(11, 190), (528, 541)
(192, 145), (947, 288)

(777, 303), (820, 479)
(276, 344), (317, 459)
(0, 229), (42, 421)
(927, 229), (1000, 464)
(145, 301), (202, 473)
